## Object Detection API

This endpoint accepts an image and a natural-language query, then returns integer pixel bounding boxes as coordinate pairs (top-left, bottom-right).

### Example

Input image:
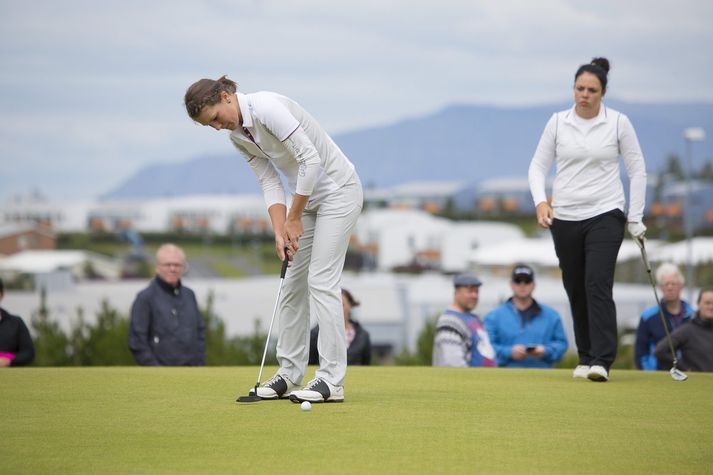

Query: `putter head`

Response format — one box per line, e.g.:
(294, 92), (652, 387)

(236, 385), (262, 403)
(236, 394), (262, 403)
(670, 367), (688, 382)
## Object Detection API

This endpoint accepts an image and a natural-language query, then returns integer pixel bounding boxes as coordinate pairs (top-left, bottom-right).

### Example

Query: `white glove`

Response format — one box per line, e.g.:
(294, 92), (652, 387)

(627, 221), (647, 239)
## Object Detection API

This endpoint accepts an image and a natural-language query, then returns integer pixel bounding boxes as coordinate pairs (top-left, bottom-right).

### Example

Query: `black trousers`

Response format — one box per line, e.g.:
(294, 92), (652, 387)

(550, 209), (625, 370)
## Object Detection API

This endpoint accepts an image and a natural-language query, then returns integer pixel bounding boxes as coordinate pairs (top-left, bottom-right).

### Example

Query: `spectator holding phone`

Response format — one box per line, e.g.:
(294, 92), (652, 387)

(484, 264), (568, 368)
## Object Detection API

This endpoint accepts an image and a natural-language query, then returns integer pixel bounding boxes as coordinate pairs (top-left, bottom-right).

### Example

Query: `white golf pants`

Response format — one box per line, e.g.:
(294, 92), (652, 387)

(276, 174), (363, 387)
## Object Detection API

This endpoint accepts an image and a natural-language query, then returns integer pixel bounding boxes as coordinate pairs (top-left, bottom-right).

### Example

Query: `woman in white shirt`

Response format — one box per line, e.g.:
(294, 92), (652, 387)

(185, 76), (363, 403)
(528, 58), (647, 382)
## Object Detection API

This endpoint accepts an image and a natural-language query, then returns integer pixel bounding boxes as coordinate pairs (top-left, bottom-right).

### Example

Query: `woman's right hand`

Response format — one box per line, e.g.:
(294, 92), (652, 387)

(275, 236), (290, 262)
(536, 202), (554, 229)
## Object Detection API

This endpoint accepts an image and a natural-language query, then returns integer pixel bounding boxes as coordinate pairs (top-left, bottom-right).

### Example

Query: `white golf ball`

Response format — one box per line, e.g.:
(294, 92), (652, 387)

(300, 401), (311, 411)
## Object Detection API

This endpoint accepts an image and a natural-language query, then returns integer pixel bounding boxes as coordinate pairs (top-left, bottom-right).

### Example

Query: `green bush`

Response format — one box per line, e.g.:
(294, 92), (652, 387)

(394, 316), (437, 365)
(30, 289), (272, 366)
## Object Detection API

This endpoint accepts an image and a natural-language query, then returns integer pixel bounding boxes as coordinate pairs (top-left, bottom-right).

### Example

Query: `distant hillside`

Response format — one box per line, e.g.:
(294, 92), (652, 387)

(102, 100), (713, 199)
(338, 99), (713, 188)
(101, 154), (263, 200)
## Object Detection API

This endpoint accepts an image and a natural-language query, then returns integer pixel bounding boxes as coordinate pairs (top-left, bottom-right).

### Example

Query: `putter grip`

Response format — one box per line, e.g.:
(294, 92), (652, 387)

(280, 248), (289, 278)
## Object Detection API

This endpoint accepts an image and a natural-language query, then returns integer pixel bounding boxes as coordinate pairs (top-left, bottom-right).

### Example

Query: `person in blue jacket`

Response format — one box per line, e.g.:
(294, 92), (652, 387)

(635, 262), (693, 370)
(484, 264), (568, 368)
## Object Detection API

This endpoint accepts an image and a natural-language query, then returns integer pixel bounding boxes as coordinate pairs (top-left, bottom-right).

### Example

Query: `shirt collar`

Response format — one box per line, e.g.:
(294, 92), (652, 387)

(508, 297), (541, 319)
(236, 93), (252, 128)
(155, 276), (182, 295)
(563, 103), (609, 127)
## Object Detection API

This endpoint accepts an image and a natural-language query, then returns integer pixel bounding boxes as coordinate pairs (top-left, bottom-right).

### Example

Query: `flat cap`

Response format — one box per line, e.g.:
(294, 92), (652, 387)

(453, 273), (482, 287)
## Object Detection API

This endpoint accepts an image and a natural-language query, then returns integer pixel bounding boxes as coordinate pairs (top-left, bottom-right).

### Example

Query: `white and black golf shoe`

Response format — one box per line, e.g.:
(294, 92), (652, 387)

(587, 365), (609, 382)
(572, 365), (590, 379)
(289, 378), (344, 403)
(255, 374), (298, 400)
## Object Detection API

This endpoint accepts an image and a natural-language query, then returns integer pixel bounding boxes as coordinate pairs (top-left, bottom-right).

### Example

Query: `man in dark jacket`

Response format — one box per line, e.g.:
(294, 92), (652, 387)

(128, 244), (205, 366)
(0, 278), (35, 367)
(654, 288), (713, 372)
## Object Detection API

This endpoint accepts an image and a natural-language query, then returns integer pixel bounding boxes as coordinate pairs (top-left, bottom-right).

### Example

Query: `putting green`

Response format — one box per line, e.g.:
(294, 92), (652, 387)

(2, 367), (712, 474)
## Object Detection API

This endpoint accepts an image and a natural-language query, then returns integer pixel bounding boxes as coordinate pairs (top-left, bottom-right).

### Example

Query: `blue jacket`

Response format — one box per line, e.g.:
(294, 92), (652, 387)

(635, 300), (693, 371)
(483, 299), (568, 368)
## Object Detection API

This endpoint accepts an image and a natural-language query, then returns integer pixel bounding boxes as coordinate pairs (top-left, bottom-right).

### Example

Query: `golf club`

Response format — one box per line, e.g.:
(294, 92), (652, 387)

(636, 236), (688, 382)
(237, 249), (290, 402)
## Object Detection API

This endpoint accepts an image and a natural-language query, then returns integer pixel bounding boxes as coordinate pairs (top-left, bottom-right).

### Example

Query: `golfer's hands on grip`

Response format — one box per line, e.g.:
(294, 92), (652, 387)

(535, 202), (554, 229)
(275, 216), (303, 262)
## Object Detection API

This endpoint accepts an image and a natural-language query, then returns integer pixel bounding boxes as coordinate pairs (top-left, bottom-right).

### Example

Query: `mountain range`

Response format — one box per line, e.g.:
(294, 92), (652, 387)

(102, 100), (713, 199)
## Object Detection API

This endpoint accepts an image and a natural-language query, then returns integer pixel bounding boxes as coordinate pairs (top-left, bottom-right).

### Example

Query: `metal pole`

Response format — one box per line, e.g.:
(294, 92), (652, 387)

(685, 138), (694, 303)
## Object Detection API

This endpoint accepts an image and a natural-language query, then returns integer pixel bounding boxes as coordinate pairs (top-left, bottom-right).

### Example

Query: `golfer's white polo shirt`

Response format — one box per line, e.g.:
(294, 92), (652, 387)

(528, 105), (647, 222)
(230, 92), (355, 209)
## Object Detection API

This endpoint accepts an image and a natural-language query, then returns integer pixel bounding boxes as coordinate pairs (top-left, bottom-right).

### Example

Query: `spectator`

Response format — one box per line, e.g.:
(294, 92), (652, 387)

(0, 278), (35, 367)
(635, 263), (693, 370)
(654, 288), (713, 372)
(484, 264), (568, 368)
(128, 244), (205, 366)
(309, 288), (371, 366)
(432, 273), (496, 367)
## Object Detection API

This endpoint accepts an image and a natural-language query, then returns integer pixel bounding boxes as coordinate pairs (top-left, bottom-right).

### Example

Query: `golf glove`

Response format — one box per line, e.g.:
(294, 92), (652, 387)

(627, 221), (646, 239)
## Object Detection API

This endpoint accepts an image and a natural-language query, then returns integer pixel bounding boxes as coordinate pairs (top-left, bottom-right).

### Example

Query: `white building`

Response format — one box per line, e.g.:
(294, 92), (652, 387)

(0, 249), (123, 289)
(2, 194), (269, 234)
(354, 208), (524, 272)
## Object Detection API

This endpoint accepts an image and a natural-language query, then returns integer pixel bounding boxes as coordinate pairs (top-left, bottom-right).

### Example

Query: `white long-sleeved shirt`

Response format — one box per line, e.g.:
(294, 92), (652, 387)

(528, 105), (647, 222)
(229, 92), (356, 210)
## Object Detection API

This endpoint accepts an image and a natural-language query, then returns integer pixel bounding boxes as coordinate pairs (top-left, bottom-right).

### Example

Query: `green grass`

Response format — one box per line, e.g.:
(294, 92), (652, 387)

(2, 367), (712, 474)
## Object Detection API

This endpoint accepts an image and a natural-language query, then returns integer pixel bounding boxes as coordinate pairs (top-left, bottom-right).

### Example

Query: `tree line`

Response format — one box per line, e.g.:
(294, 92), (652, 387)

(29, 288), (276, 366)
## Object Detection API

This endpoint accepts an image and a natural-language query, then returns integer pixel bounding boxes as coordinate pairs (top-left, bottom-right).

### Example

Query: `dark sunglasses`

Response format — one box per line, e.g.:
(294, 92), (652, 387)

(513, 277), (533, 285)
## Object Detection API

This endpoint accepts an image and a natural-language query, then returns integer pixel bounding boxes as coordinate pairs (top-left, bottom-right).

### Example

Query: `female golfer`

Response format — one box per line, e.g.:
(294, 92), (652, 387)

(185, 76), (362, 402)
(528, 58), (647, 382)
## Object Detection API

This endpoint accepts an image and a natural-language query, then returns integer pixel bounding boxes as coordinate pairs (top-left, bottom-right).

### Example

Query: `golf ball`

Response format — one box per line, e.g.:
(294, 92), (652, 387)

(300, 401), (311, 411)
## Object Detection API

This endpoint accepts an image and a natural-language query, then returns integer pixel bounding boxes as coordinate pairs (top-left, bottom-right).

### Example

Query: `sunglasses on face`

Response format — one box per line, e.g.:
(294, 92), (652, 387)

(513, 278), (533, 285)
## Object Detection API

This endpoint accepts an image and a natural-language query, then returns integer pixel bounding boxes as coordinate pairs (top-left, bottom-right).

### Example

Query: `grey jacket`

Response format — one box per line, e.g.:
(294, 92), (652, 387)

(654, 315), (713, 372)
(128, 277), (205, 366)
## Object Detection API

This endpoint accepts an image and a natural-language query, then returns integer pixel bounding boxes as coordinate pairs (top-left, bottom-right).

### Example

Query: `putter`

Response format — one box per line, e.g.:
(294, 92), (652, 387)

(636, 237), (688, 382)
(237, 249), (291, 402)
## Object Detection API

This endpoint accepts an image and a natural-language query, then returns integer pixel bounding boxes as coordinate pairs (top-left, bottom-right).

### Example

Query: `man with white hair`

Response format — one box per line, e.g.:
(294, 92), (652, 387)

(634, 262), (693, 370)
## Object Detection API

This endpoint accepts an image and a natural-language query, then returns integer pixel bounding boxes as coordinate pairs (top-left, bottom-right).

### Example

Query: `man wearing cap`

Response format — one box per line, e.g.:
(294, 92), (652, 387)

(432, 273), (496, 367)
(483, 264), (568, 368)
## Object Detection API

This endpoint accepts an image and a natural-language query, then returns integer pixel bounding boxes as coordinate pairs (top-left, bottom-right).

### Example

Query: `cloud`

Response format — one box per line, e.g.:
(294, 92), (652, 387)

(0, 0), (711, 200)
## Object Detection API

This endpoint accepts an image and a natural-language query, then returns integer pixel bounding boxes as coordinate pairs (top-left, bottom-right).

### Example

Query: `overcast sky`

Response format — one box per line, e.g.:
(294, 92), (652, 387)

(1, 0), (711, 202)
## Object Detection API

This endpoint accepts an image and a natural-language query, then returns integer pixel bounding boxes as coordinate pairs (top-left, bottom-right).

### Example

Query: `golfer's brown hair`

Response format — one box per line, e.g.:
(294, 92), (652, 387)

(184, 75), (237, 119)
